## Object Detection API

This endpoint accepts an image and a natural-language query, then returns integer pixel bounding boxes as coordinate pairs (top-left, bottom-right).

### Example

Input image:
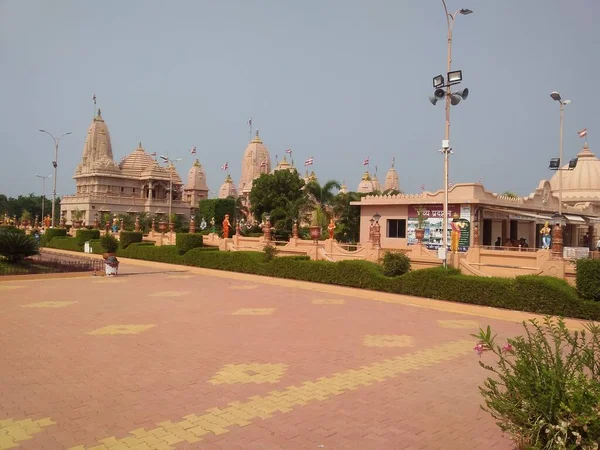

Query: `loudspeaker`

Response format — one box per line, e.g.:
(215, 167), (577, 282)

(450, 94), (462, 105)
(434, 88), (445, 99)
(456, 88), (469, 100)
(429, 95), (439, 106)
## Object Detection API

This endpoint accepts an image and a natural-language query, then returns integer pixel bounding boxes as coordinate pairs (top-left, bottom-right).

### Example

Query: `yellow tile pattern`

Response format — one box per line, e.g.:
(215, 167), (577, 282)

(149, 291), (189, 297)
(69, 340), (471, 449)
(21, 301), (77, 308)
(87, 324), (156, 335)
(208, 363), (288, 385)
(232, 308), (275, 316)
(0, 417), (55, 450)
(437, 319), (480, 329)
(0, 285), (26, 291)
(311, 298), (346, 305)
(229, 284), (259, 290)
(363, 334), (415, 348)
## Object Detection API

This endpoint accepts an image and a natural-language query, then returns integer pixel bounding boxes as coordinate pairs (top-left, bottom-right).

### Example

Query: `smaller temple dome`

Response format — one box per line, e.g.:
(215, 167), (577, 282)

(303, 170), (318, 184)
(119, 142), (157, 175)
(372, 174), (381, 192)
(185, 159), (208, 191)
(549, 143), (600, 202)
(339, 180), (348, 194)
(384, 159), (400, 191)
(219, 174), (238, 199)
(357, 171), (376, 193)
(273, 155), (295, 173)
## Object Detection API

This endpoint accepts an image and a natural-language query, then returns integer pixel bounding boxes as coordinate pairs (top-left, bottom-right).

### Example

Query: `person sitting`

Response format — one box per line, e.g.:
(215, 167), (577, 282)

(494, 237), (501, 247)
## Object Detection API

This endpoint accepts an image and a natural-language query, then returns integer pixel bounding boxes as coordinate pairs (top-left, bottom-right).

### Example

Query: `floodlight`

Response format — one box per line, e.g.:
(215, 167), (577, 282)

(550, 91), (561, 101)
(549, 157), (560, 170)
(568, 158), (578, 169)
(433, 75), (445, 88)
(447, 70), (463, 84)
(459, 9), (473, 15)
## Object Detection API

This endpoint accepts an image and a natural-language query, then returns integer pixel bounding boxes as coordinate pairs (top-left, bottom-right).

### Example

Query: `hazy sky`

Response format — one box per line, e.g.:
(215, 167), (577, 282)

(1, 0), (598, 199)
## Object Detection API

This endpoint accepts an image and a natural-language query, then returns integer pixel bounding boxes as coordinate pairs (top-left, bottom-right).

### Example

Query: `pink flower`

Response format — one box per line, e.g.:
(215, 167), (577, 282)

(473, 342), (486, 357)
(502, 343), (513, 353)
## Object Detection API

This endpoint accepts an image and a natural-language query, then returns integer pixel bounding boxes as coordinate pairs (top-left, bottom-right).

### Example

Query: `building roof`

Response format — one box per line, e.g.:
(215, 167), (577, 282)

(185, 159), (208, 191)
(218, 174), (238, 198)
(119, 142), (157, 175)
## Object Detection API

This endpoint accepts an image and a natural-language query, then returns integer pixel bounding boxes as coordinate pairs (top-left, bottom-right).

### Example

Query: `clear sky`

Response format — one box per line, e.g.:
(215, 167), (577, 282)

(0, 0), (597, 198)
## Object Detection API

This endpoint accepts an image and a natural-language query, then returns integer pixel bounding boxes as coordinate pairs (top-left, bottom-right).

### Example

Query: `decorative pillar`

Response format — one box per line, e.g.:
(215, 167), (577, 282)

(368, 220), (375, 243)
(472, 222), (480, 247)
(189, 217), (196, 234)
(551, 223), (564, 259)
(120, 219), (124, 231)
(263, 219), (272, 241)
(235, 221), (241, 236)
(292, 219), (299, 239)
(151, 218), (156, 232)
(134, 216), (140, 232)
(373, 221), (381, 248)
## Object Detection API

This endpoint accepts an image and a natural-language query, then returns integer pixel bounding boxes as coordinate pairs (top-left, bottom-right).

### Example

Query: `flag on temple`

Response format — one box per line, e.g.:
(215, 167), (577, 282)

(248, 118), (252, 126)
(578, 128), (587, 139)
(160, 155), (169, 162)
(421, 184), (425, 191)
(285, 149), (292, 155)
(363, 157), (370, 166)
(190, 146), (196, 155)
(221, 162), (228, 170)
(92, 94), (96, 105)
(260, 159), (267, 167)
(448, 182), (453, 188)
(304, 157), (314, 166)
(150, 152), (157, 157)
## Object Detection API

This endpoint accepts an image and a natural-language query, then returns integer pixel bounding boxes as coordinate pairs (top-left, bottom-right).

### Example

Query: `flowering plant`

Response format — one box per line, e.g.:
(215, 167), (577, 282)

(472, 317), (600, 450)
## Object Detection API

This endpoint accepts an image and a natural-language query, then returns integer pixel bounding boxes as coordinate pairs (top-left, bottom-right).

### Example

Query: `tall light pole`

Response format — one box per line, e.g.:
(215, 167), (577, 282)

(429, 1), (472, 267)
(39, 130), (72, 227)
(159, 154), (183, 224)
(35, 174), (52, 222)
(550, 92), (571, 216)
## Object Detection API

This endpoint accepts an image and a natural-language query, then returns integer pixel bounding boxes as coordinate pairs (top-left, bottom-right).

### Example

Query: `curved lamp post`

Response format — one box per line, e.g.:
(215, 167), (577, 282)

(38, 130), (71, 227)
(549, 92), (571, 217)
(35, 173), (52, 222)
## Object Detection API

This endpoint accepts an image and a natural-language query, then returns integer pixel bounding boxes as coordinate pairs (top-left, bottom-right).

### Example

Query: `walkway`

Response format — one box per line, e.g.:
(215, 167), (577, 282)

(0, 256), (589, 449)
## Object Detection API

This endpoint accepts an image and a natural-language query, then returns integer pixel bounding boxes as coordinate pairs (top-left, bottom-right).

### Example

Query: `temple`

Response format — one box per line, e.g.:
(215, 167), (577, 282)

(61, 110), (203, 223)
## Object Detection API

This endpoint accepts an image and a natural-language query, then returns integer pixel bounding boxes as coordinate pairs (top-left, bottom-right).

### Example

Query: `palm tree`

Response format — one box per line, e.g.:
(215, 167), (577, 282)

(382, 188), (403, 196)
(304, 180), (341, 225)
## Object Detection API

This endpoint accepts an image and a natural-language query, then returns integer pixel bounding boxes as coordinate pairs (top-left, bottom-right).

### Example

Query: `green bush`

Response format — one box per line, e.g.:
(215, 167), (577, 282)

(473, 317), (600, 449)
(576, 258), (600, 301)
(47, 236), (81, 252)
(381, 251), (411, 276)
(263, 243), (278, 262)
(119, 231), (143, 249)
(175, 233), (204, 255)
(0, 225), (24, 235)
(100, 233), (119, 253)
(75, 229), (100, 246)
(41, 228), (67, 246)
(0, 231), (39, 262)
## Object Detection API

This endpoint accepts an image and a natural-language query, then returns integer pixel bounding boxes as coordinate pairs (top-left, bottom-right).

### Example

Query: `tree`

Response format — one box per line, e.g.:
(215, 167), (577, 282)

(0, 193), (61, 221)
(195, 198), (235, 232)
(332, 191), (365, 243)
(304, 179), (341, 227)
(248, 170), (305, 221)
(501, 191), (518, 199)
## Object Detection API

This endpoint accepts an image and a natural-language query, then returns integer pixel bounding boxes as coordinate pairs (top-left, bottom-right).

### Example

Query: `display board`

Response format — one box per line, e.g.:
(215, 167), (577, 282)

(407, 204), (471, 251)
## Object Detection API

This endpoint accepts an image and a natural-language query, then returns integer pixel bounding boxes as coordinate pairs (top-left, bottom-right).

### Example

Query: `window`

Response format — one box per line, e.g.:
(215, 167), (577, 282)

(132, 188), (136, 193)
(120, 187), (124, 192)
(387, 219), (406, 238)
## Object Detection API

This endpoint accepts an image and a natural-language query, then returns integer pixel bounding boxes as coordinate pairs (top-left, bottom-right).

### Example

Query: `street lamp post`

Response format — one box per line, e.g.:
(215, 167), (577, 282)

(39, 130), (72, 227)
(550, 92), (571, 216)
(429, 1), (472, 268)
(35, 174), (52, 222)
(159, 154), (183, 228)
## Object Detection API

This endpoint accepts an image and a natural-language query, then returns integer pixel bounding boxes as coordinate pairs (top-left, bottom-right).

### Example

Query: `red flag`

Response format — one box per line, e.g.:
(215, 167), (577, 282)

(221, 162), (228, 170)
(285, 149), (292, 155)
(578, 128), (587, 139)
(190, 146), (197, 155)
(304, 157), (314, 166)
(150, 152), (157, 157)
(363, 157), (370, 166)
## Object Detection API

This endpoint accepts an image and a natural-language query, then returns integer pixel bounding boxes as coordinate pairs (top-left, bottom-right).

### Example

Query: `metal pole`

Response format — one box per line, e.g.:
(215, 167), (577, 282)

(41, 177), (46, 220)
(442, 4), (454, 269)
(51, 140), (58, 227)
(169, 163), (173, 223)
(559, 102), (564, 216)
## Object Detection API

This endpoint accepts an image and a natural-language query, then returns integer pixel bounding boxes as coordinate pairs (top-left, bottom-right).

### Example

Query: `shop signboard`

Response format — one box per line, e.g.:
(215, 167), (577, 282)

(407, 204), (470, 251)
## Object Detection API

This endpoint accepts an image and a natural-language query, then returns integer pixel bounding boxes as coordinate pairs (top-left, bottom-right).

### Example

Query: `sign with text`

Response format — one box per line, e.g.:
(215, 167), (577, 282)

(407, 204), (461, 219)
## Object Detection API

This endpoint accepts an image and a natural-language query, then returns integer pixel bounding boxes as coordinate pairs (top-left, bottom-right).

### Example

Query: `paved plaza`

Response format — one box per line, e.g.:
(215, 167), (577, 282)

(2, 258), (584, 450)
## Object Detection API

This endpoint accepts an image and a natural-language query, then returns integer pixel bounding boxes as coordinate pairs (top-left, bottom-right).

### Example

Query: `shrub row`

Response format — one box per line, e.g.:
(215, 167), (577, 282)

(115, 245), (600, 321)
(175, 233), (203, 255)
(41, 228), (67, 246)
(576, 258), (600, 301)
(75, 229), (100, 246)
(119, 231), (143, 249)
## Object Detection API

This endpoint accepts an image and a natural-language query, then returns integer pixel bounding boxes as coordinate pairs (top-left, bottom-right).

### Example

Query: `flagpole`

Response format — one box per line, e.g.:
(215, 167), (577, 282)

(93, 94), (97, 120)
(248, 118), (252, 142)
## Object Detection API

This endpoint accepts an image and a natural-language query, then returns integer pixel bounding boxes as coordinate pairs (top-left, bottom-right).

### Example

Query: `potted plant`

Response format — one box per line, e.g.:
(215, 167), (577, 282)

(72, 208), (84, 229)
(159, 216), (168, 233)
(19, 211), (32, 228)
(100, 232), (119, 259)
(415, 206), (427, 243)
(169, 213), (177, 232)
(309, 209), (322, 241)
(102, 213), (111, 232)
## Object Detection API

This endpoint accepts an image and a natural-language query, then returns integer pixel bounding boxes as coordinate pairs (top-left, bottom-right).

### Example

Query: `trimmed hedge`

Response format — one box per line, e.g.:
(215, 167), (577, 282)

(576, 259), (600, 302)
(41, 228), (67, 246)
(75, 229), (100, 246)
(119, 231), (143, 249)
(47, 236), (81, 252)
(176, 233), (204, 255)
(112, 245), (600, 321)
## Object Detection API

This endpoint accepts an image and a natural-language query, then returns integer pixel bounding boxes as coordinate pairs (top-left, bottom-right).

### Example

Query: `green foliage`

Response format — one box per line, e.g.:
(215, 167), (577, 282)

(75, 229), (100, 246)
(0, 230), (39, 262)
(473, 317), (600, 449)
(263, 243), (278, 262)
(0, 193), (61, 223)
(176, 233), (204, 255)
(195, 199), (235, 232)
(0, 225), (24, 235)
(41, 228), (67, 246)
(381, 251), (411, 276)
(100, 233), (119, 253)
(501, 190), (519, 198)
(332, 191), (364, 243)
(46, 236), (81, 252)
(119, 231), (143, 249)
(249, 170), (305, 221)
(576, 259), (600, 301)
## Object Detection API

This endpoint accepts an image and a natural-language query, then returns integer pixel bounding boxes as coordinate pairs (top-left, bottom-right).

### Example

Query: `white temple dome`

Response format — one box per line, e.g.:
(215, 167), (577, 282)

(357, 171), (376, 193)
(549, 143), (600, 202)
(119, 142), (156, 175)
